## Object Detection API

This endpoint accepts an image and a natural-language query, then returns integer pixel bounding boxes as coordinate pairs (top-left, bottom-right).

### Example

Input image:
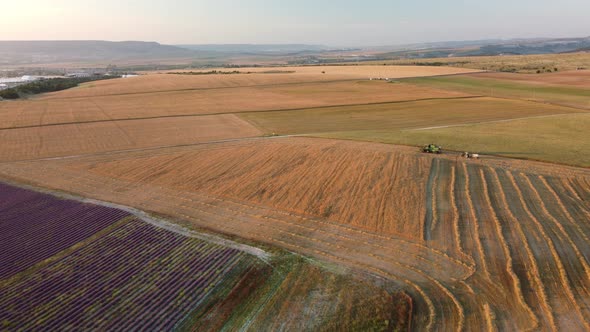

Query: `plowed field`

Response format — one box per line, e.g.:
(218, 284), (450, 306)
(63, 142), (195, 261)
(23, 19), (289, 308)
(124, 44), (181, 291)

(1, 137), (589, 330)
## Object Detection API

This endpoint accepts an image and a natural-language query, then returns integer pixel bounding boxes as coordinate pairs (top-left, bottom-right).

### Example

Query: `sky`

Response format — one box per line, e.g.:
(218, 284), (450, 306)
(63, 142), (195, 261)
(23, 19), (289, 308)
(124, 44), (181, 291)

(1, 0), (589, 46)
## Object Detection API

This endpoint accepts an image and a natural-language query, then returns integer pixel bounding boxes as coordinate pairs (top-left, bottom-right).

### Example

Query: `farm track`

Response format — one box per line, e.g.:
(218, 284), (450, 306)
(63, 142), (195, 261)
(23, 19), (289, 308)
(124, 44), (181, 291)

(1, 137), (590, 331)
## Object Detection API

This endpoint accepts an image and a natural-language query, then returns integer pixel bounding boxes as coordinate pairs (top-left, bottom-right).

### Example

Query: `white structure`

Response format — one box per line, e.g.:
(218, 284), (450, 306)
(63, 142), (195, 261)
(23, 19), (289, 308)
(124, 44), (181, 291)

(0, 76), (37, 84)
(66, 73), (92, 78)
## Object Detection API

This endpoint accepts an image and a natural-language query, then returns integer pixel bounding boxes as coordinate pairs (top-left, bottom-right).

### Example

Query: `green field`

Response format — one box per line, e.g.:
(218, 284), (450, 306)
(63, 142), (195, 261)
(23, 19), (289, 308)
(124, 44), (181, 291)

(370, 52), (590, 73)
(318, 113), (590, 167)
(241, 96), (582, 135)
(402, 76), (590, 109)
(242, 94), (589, 167)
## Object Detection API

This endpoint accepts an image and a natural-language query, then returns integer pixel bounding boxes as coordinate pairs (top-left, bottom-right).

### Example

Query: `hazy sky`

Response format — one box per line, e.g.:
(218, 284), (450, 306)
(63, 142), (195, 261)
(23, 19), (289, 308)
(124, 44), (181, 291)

(1, 0), (589, 46)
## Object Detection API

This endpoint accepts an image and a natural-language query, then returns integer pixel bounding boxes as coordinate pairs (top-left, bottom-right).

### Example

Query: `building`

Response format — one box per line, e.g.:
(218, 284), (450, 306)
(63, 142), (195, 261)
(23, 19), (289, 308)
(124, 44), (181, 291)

(65, 72), (92, 78)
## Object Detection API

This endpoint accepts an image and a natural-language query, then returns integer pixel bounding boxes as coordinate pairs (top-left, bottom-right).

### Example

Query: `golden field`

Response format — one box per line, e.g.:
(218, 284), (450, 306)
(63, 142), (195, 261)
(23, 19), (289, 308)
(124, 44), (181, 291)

(0, 114), (260, 161)
(0, 80), (470, 129)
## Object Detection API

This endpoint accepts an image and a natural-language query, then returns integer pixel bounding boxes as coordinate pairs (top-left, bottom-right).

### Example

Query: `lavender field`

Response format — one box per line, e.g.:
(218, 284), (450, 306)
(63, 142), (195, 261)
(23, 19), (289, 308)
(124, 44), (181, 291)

(0, 183), (129, 279)
(0, 183), (253, 330)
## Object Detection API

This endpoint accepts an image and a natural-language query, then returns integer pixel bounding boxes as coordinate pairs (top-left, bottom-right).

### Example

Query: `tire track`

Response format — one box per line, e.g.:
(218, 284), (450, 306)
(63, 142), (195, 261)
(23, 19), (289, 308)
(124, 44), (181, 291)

(540, 177), (590, 266)
(424, 158), (438, 241)
(476, 167), (536, 330)
(456, 163), (489, 277)
(522, 175), (590, 324)
(488, 168), (554, 330)
(506, 172), (589, 330)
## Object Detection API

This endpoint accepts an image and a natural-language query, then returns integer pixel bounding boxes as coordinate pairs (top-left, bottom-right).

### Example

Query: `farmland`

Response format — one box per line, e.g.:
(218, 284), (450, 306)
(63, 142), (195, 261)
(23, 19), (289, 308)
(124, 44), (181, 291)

(465, 70), (590, 87)
(322, 113), (590, 167)
(1, 137), (590, 330)
(401, 73), (590, 110)
(377, 52), (590, 73)
(241, 96), (584, 135)
(0, 181), (407, 330)
(40, 65), (479, 99)
(0, 182), (129, 279)
(0, 114), (261, 161)
(0, 183), (254, 330)
(0, 80), (470, 129)
(1, 61), (589, 331)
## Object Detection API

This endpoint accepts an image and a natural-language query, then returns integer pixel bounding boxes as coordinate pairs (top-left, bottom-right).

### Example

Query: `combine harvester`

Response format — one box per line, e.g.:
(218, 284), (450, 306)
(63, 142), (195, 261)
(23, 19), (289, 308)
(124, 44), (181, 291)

(422, 143), (442, 154)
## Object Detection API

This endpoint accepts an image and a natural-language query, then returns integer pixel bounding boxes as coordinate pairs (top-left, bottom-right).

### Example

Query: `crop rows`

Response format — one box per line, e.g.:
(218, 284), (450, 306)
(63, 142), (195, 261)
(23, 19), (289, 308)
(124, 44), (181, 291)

(0, 182), (128, 279)
(0, 217), (247, 330)
(425, 158), (590, 330)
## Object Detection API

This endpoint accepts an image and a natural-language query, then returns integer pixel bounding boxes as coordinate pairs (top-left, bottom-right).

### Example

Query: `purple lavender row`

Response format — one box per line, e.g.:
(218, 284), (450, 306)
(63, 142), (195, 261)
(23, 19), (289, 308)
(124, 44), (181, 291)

(0, 219), (186, 330)
(0, 219), (182, 306)
(0, 182), (130, 279)
(0, 182), (250, 330)
(103, 245), (243, 331)
(1, 220), (246, 331)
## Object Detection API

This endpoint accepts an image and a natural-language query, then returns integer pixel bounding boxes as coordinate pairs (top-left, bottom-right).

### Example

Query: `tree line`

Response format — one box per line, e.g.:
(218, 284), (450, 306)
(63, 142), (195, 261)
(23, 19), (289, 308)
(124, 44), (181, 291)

(0, 75), (120, 100)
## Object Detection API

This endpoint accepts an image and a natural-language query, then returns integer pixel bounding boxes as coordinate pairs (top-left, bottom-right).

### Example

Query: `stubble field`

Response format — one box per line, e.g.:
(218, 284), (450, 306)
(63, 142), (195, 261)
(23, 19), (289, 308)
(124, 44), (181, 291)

(0, 80), (470, 129)
(0, 114), (261, 161)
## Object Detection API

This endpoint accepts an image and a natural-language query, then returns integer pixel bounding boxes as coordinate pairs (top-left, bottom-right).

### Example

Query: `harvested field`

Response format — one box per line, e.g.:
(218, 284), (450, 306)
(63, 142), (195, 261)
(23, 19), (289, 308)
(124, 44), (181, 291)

(322, 113), (590, 167)
(0, 114), (260, 161)
(57, 138), (431, 238)
(39, 66), (479, 99)
(0, 81), (470, 129)
(241, 96), (584, 134)
(1, 137), (589, 330)
(176, 65), (481, 78)
(37, 73), (325, 99)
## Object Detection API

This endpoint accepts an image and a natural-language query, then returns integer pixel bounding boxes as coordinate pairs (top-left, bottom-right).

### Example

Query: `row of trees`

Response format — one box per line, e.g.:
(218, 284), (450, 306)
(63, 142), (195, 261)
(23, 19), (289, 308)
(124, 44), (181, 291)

(0, 75), (119, 100)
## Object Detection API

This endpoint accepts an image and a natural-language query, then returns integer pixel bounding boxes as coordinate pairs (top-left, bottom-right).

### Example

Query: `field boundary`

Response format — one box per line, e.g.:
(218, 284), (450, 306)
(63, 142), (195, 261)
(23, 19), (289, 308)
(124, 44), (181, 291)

(0, 96), (484, 131)
(37, 69), (485, 101)
(37, 78), (363, 100)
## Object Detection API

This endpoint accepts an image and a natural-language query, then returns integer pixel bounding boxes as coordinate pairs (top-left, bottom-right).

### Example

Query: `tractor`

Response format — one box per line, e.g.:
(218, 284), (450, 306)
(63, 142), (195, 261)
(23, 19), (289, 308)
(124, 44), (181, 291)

(422, 144), (442, 154)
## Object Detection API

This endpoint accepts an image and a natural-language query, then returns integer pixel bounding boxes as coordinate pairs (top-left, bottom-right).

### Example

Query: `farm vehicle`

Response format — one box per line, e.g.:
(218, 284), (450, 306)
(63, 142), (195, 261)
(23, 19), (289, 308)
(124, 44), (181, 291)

(422, 144), (442, 154)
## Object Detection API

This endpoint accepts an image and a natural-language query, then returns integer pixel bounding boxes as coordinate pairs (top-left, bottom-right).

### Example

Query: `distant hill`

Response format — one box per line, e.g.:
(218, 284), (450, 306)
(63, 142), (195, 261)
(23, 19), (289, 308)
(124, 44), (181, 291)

(177, 44), (331, 55)
(372, 37), (590, 59)
(0, 41), (197, 65)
